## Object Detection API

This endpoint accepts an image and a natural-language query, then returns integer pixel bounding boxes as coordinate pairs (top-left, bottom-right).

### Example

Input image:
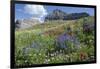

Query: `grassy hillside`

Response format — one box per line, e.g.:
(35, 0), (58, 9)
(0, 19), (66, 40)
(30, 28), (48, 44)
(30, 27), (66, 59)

(15, 16), (95, 66)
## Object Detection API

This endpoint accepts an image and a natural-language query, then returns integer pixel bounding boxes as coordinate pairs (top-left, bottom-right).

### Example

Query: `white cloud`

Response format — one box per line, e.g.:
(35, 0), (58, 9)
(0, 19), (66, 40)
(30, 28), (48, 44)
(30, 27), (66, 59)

(24, 4), (47, 23)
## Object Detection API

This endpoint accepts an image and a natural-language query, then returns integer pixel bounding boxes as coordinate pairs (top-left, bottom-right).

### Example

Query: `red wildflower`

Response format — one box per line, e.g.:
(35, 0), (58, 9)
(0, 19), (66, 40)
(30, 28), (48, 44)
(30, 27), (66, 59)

(80, 52), (87, 61)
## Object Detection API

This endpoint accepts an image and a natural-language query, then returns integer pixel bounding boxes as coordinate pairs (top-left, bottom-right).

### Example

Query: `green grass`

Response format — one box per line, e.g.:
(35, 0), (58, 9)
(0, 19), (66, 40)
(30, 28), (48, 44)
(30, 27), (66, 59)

(15, 16), (95, 66)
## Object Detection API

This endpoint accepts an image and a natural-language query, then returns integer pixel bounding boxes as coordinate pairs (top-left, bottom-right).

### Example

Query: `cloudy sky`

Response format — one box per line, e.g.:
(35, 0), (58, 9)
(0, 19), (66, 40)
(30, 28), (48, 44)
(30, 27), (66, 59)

(15, 4), (94, 22)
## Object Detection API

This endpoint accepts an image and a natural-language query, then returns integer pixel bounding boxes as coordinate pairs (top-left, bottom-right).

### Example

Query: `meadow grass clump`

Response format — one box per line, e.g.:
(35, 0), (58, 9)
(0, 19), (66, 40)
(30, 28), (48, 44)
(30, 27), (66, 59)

(15, 16), (95, 66)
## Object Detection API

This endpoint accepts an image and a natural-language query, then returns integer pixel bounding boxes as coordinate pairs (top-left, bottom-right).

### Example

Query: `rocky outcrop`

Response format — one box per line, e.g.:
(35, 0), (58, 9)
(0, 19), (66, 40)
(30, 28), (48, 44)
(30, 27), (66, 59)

(45, 9), (67, 21)
(15, 18), (40, 29)
(45, 9), (89, 21)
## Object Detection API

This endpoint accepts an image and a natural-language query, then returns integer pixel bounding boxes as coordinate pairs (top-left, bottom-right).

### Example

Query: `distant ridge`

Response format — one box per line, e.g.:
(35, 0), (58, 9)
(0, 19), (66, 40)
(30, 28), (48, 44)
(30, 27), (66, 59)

(45, 9), (89, 21)
(15, 9), (90, 29)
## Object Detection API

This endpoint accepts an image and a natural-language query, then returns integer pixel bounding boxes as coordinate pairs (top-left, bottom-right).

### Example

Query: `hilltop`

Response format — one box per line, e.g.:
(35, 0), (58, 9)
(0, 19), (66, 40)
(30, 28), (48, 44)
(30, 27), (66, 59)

(45, 9), (89, 21)
(15, 9), (90, 29)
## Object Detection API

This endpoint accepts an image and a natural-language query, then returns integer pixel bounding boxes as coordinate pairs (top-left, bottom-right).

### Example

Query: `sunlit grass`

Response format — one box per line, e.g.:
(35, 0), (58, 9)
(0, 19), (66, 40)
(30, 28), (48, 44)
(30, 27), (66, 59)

(15, 16), (95, 66)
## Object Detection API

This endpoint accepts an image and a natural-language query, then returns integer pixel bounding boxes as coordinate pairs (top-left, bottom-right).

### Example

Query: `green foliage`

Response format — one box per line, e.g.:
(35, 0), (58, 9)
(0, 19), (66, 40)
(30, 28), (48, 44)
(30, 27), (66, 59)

(15, 16), (95, 66)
